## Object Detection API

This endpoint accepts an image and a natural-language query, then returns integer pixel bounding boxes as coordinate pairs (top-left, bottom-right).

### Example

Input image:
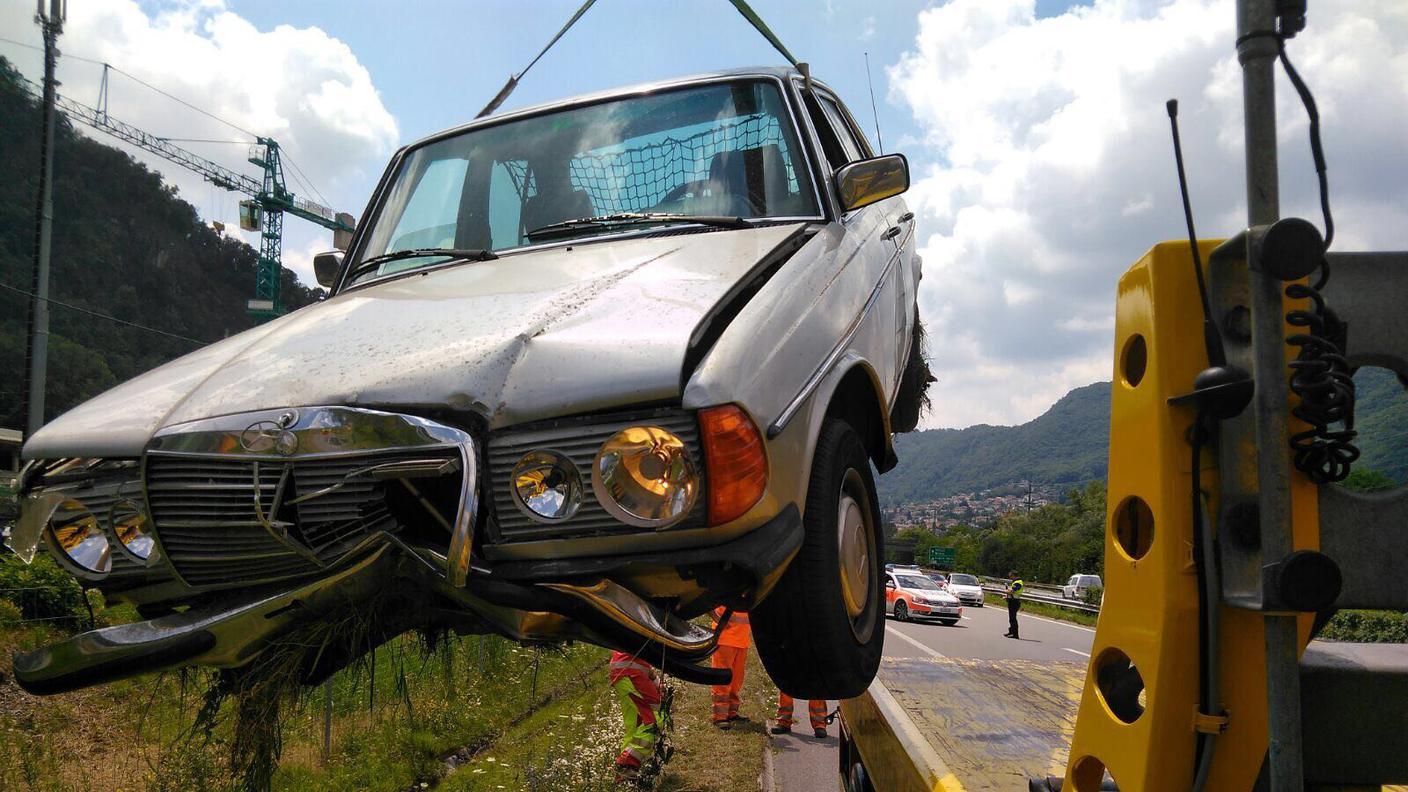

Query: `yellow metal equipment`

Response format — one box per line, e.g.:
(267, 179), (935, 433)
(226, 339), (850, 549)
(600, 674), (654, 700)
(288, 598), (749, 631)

(1062, 241), (1316, 791)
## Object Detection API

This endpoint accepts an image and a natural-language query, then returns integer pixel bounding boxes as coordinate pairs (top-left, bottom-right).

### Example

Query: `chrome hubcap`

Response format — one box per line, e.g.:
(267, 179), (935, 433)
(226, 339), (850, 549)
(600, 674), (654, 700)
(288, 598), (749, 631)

(837, 469), (875, 642)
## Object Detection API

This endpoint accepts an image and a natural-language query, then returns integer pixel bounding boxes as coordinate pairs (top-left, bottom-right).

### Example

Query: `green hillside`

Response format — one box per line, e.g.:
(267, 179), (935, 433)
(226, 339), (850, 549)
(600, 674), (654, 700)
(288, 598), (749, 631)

(1352, 366), (1408, 483)
(0, 57), (320, 429)
(880, 382), (1112, 505)
(882, 368), (1404, 506)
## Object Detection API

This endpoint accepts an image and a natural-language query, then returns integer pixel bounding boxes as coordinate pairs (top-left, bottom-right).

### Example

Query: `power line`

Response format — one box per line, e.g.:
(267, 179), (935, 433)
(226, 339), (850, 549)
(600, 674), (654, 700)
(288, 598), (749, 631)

(0, 36), (256, 138)
(0, 282), (210, 345)
(0, 35), (103, 65)
(103, 62), (257, 139)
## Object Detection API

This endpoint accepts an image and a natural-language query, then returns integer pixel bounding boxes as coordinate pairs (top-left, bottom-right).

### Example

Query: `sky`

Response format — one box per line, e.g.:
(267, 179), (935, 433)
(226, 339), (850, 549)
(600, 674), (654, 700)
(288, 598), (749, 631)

(1, 0), (1405, 429)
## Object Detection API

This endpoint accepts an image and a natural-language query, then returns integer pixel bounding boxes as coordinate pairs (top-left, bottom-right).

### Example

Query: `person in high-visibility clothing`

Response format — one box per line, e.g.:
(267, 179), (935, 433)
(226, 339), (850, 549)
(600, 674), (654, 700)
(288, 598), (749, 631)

(608, 651), (661, 782)
(710, 606), (750, 727)
(772, 692), (830, 738)
(1004, 569), (1025, 639)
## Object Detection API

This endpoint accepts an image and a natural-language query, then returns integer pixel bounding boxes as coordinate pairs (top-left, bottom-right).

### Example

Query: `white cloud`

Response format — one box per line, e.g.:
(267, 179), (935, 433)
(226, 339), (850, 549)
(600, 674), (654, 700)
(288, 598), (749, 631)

(1, 0), (397, 283)
(891, 0), (1408, 428)
(860, 16), (877, 42)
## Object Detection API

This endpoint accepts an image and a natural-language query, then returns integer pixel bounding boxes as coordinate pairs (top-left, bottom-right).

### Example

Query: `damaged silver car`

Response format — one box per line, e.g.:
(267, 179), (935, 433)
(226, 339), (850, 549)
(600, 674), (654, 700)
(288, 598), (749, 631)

(10, 67), (928, 698)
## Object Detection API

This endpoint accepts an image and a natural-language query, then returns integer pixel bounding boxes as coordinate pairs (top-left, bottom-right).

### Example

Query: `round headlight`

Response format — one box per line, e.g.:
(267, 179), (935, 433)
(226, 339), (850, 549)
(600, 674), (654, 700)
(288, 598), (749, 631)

(49, 498), (110, 574)
(592, 426), (698, 528)
(111, 499), (154, 560)
(511, 451), (582, 522)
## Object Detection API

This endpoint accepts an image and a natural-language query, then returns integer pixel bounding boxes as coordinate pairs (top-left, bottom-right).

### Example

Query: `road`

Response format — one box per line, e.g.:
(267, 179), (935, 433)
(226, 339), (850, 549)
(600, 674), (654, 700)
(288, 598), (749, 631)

(768, 603), (1095, 792)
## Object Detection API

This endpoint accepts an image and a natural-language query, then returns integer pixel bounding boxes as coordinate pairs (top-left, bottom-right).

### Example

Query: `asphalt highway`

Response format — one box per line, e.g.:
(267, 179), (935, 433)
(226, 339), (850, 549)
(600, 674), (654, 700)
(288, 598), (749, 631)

(768, 603), (1095, 791)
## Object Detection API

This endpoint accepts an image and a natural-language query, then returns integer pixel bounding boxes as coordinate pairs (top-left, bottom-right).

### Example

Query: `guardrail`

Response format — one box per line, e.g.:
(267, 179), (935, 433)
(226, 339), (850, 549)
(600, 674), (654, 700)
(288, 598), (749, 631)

(977, 576), (1101, 615)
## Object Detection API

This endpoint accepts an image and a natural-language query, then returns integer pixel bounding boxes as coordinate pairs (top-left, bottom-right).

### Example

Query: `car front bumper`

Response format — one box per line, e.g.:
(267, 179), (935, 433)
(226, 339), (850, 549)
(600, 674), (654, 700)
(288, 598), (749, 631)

(910, 603), (962, 617)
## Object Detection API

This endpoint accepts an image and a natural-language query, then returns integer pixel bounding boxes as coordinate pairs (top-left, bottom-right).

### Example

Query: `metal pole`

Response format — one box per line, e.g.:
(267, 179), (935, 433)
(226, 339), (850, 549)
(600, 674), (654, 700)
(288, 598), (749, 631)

(22, 0), (63, 438)
(1235, 1), (1305, 789)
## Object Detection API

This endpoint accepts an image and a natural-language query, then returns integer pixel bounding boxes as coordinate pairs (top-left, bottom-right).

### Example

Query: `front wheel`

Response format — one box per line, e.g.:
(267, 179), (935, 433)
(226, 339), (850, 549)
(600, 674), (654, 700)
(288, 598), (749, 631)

(939, 618), (958, 626)
(753, 418), (884, 699)
(893, 600), (909, 622)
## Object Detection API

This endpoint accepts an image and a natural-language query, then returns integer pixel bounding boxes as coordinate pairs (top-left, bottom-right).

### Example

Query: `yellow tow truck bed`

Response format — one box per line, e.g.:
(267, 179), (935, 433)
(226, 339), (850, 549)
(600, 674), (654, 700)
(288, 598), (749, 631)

(840, 657), (1087, 792)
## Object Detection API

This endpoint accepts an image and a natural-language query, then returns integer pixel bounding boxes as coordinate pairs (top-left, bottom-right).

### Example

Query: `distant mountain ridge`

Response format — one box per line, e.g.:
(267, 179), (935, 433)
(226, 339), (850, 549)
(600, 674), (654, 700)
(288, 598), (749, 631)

(880, 369), (1405, 506)
(879, 382), (1111, 506)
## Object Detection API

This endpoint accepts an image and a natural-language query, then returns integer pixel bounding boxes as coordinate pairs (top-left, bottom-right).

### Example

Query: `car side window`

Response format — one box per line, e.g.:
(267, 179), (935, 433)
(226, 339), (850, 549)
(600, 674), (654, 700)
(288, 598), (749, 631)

(818, 95), (865, 163)
(800, 89), (849, 173)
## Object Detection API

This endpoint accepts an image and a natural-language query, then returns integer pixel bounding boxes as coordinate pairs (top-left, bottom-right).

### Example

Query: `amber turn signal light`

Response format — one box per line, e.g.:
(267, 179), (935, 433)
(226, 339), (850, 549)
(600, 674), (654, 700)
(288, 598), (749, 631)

(699, 404), (767, 526)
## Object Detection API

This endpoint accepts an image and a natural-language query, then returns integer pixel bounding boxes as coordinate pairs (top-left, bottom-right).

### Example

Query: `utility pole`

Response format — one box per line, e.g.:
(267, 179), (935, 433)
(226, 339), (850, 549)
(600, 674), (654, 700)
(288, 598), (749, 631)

(1236, 1), (1304, 789)
(22, 0), (65, 438)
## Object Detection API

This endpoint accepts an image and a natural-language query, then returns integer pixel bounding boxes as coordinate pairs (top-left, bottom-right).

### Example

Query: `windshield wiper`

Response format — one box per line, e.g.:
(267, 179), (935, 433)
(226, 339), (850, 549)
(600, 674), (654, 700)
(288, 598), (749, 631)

(350, 247), (498, 279)
(525, 212), (751, 241)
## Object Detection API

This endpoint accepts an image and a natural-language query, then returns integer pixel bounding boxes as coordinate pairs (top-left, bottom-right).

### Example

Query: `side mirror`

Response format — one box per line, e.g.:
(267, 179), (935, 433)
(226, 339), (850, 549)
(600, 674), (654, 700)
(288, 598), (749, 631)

(835, 153), (910, 212)
(884, 580), (895, 589)
(313, 251), (343, 288)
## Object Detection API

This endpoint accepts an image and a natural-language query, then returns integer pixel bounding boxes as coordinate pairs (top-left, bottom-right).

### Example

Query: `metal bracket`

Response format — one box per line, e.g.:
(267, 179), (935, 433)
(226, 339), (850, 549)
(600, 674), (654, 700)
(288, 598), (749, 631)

(1193, 711), (1230, 734)
(1210, 245), (1408, 611)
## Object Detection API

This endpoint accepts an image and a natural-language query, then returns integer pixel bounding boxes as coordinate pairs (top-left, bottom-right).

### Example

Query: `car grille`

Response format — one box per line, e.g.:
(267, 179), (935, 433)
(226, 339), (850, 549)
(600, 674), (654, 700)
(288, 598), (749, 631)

(487, 410), (707, 542)
(146, 449), (459, 588)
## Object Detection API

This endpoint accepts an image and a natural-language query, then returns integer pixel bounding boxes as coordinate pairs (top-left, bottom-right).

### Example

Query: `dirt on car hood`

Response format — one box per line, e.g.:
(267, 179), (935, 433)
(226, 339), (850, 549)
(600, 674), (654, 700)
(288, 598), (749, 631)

(24, 223), (805, 459)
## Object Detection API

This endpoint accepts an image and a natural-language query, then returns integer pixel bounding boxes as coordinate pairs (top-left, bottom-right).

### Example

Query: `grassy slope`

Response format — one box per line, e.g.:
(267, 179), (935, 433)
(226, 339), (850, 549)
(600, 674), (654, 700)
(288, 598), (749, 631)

(0, 613), (607, 792)
(440, 646), (772, 792)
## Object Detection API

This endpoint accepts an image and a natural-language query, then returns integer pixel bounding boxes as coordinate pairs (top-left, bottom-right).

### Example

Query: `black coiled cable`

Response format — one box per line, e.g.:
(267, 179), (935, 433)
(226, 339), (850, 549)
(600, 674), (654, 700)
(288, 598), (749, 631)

(1285, 268), (1358, 482)
(1274, 31), (1359, 483)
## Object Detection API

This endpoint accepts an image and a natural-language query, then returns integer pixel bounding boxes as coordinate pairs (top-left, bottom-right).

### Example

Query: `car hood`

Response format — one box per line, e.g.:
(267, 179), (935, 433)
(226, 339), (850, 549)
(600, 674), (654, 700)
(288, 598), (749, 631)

(24, 223), (805, 459)
(947, 584), (982, 593)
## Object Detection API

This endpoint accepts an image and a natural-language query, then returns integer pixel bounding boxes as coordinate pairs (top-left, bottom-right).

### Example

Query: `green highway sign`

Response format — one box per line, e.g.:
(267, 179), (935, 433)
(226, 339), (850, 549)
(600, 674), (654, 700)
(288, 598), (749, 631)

(929, 547), (956, 567)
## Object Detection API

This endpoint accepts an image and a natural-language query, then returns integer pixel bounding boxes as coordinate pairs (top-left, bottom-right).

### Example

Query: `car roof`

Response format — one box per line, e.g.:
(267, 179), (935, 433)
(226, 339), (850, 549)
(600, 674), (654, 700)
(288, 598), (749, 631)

(407, 66), (825, 150)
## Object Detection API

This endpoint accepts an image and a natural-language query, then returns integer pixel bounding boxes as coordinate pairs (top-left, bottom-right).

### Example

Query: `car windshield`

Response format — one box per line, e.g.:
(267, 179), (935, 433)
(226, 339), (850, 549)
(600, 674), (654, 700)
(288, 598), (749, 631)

(949, 574), (978, 586)
(350, 79), (818, 284)
(897, 575), (942, 591)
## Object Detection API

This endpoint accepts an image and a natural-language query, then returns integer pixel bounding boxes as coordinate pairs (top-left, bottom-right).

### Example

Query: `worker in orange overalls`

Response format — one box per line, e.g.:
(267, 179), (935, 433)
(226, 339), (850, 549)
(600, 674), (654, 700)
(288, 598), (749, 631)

(608, 650), (661, 782)
(709, 606), (750, 728)
(772, 692), (830, 738)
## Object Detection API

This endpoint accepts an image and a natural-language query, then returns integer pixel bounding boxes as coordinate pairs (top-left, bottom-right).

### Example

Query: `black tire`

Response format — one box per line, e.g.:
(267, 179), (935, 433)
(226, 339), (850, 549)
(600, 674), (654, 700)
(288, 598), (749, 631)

(893, 600), (909, 622)
(939, 619), (958, 627)
(753, 418), (884, 699)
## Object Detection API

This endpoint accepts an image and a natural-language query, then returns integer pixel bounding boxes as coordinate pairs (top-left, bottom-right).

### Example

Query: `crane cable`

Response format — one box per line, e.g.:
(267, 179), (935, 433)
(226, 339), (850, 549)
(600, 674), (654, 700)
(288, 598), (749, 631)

(475, 0), (808, 120)
(476, 0), (600, 118)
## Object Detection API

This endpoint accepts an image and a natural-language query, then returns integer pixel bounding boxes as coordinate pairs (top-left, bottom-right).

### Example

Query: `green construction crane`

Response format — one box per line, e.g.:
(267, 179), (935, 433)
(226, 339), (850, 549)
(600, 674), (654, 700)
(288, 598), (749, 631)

(11, 72), (354, 318)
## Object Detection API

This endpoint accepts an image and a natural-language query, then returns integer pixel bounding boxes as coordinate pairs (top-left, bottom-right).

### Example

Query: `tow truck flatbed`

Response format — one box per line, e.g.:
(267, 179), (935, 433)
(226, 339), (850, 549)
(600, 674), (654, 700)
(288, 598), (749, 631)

(840, 656), (1087, 792)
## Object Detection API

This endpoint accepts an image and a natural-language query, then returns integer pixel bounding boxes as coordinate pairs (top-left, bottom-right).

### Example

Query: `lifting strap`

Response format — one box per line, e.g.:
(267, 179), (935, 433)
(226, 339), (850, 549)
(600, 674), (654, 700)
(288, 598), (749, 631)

(477, 0), (808, 119)
(476, 0), (600, 118)
(726, 0), (800, 67)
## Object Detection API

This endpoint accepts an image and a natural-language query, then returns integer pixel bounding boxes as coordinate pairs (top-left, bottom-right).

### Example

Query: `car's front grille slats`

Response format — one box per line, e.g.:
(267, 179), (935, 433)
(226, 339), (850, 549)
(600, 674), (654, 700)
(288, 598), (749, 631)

(146, 448), (461, 589)
(487, 410), (707, 543)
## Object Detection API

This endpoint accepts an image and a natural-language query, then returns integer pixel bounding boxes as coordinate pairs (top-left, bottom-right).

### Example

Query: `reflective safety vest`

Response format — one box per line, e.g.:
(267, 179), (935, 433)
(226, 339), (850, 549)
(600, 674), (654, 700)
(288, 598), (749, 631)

(1009, 579), (1024, 599)
(712, 607), (752, 649)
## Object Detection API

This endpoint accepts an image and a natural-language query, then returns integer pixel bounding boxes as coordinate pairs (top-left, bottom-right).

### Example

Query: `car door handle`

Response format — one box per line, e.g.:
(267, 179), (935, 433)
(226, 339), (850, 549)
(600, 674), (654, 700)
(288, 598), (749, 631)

(898, 211), (914, 223)
(881, 225), (902, 241)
